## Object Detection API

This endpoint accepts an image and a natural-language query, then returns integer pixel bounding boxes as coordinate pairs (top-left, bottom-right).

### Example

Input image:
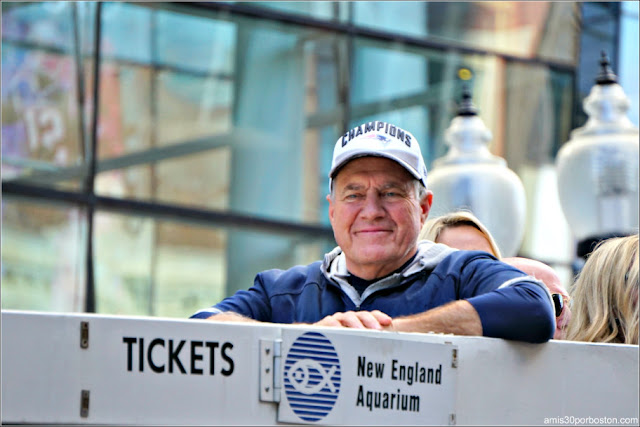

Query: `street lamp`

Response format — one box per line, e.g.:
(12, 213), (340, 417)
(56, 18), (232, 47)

(556, 52), (639, 259)
(427, 85), (527, 257)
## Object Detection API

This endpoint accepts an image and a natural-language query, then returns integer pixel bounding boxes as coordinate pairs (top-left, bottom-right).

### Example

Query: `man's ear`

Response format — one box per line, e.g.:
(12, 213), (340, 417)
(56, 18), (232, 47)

(327, 194), (335, 225)
(420, 191), (433, 224)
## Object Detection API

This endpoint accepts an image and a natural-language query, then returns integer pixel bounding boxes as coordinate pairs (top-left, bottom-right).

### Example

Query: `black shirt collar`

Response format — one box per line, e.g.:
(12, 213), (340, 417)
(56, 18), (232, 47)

(348, 252), (418, 295)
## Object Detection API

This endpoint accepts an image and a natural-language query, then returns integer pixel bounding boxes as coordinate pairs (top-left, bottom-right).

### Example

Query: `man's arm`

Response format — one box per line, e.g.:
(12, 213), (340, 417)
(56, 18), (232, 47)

(313, 301), (481, 335)
(189, 276), (273, 321)
(385, 279), (555, 343)
(310, 278), (554, 343)
(201, 309), (394, 329)
(385, 300), (482, 335)
(203, 311), (260, 323)
(431, 252), (555, 342)
(463, 278), (555, 342)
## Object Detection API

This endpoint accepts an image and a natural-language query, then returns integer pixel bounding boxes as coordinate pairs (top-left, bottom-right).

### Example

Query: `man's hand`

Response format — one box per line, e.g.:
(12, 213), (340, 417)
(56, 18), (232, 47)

(314, 310), (393, 330)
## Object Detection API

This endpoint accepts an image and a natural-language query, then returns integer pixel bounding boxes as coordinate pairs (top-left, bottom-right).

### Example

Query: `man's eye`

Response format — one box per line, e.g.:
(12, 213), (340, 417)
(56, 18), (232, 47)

(383, 191), (400, 198)
(345, 193), (361, 200)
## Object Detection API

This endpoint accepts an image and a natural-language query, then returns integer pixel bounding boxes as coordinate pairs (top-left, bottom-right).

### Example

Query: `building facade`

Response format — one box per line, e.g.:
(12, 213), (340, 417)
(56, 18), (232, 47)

(2, 1), (638, 317)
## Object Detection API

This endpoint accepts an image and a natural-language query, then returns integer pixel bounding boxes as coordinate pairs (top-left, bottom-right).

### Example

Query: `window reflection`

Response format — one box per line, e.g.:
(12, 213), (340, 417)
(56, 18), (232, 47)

(1, 46), (83, 185)
(1, 197), (86, 312)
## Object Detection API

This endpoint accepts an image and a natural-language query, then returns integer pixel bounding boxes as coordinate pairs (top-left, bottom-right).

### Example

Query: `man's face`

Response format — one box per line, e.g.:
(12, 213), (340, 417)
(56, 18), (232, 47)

(327, 157), (432, 280)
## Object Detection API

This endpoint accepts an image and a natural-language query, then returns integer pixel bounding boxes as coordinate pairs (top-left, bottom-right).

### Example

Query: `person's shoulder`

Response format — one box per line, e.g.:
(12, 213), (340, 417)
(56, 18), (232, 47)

(435, 249), (519, 275)
(441, 249), (500, 264)
(257, 260), (325, 286)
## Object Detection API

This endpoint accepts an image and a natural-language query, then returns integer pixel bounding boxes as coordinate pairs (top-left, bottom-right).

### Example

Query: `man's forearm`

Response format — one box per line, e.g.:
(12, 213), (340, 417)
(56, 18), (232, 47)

(389, 300), (483, 336)
(206, 312), (259, 322)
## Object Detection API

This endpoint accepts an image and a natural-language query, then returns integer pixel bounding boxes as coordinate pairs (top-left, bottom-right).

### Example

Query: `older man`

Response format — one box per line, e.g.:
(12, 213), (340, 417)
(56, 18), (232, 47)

(191, 121), (554, 343)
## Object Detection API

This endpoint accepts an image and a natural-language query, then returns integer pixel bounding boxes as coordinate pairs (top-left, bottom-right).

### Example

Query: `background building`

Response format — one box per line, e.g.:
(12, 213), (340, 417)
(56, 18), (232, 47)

(2, 1), (638, 318)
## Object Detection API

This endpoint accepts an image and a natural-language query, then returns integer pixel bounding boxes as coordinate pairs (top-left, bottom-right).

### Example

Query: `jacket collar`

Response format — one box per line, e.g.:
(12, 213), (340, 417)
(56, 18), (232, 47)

(321, 240), (457, 306)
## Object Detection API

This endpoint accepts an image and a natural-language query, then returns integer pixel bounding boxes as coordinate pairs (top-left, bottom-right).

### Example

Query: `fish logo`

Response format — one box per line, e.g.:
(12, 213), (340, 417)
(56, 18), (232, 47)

(287, 359), (338, 395)
(284, 332), (341, 422)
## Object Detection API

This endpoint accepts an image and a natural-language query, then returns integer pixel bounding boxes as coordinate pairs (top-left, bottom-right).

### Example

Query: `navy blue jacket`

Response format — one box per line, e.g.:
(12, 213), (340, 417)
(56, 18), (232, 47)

(191, 243), (555, 343)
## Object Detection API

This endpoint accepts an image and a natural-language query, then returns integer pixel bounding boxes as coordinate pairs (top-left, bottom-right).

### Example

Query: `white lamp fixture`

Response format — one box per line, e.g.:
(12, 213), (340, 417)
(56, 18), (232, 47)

(556, 52), (639, 258)
(427, 85), (527, 257)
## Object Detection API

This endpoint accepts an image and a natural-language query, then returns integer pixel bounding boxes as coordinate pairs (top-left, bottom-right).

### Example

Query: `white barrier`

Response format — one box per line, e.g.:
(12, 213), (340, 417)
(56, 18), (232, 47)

(1, 309), (638, 425)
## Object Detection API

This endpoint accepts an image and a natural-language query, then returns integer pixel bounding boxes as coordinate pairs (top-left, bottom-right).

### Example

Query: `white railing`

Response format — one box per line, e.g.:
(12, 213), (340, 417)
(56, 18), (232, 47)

(2, 309), (638, 425)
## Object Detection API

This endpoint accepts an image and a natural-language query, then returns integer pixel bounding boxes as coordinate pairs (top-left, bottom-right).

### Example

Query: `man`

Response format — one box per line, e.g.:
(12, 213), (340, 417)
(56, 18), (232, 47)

(503, 257), (572, 340)
(191, 121), (555, 343)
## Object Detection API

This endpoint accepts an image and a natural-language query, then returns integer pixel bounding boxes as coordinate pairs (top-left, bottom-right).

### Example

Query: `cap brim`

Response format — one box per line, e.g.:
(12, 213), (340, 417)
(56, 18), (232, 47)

(329, 152), (425, 186)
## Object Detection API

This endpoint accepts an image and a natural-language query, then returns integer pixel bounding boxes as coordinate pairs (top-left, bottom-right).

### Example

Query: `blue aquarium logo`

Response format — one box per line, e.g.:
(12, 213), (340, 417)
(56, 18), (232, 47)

(284, 331), (341, 422)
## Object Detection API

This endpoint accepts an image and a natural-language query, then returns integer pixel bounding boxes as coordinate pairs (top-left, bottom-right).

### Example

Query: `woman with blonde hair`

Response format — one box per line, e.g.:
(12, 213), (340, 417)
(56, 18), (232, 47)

(419, 210), (502, 259)
(565, 234), (639, 345)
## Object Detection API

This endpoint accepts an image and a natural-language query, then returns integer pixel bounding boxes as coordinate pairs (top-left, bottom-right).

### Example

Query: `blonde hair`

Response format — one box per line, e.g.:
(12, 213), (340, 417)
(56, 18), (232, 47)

(565, 234), (639, 345)
(419, 211), (502, 259)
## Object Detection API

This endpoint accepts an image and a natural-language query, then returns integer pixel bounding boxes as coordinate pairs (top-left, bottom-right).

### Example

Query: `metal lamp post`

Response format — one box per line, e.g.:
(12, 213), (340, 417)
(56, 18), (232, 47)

(427, 85), (527, 257)
(556, 52), (639, 260)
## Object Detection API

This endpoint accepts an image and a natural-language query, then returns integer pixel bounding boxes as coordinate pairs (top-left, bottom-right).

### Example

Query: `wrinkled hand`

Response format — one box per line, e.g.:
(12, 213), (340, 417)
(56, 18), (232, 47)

(314, 310), (393, 330)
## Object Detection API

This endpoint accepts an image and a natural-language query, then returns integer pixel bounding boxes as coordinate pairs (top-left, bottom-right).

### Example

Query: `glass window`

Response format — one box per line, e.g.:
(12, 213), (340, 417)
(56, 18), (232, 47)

(351, 41), (429, 105)
(5, 1), (608, 314)
(353, 2), (428, 39)
(1, 197), (87, 312)
(1, 2), (75, 51)
(352, 2), (579, 64)
(536, 2), (580, 64)
(231, 1), (343, 21)
(92, 212), (334, 317)
(1, 46), (83, 188)
(348, 39), (508, 167)
(504, 62), (574, 170)
(620, 1), (639, 127)
(91, 3), (343, 223)
(155, 9), (236, 74)
(100, 2), (152, 64)
(574, 3), (620, 128)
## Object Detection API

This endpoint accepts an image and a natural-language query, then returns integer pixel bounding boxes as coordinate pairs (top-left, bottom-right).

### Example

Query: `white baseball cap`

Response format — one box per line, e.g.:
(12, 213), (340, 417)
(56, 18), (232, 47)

(329, 121), (428, 189)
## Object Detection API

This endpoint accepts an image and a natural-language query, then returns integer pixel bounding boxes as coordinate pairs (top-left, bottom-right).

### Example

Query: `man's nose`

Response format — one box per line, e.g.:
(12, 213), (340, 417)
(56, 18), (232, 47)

(360, 193), (385, 218)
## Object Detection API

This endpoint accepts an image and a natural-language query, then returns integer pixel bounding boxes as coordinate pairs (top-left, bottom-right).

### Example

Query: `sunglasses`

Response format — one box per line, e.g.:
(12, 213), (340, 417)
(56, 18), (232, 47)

(551, 293), (569, 317)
